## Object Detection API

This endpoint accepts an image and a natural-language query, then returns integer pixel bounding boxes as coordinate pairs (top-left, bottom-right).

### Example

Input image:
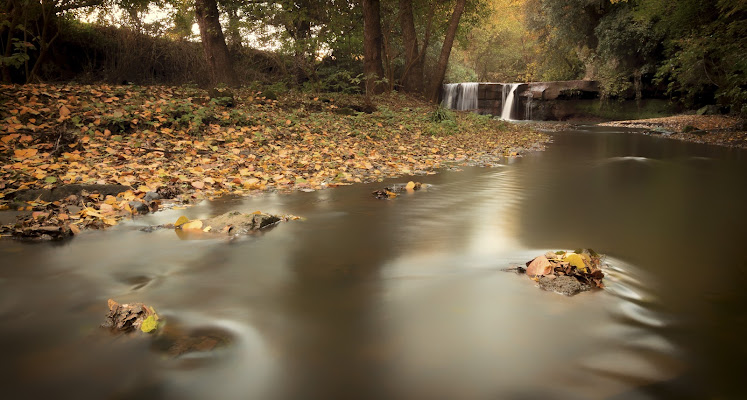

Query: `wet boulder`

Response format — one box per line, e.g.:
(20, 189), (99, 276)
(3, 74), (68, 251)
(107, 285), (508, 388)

(511, 249), (605, 296)
(538, 275), (589, 296)
(145, 211), (299, 237)
(186, 211), (282, 234)
(372, 181), (424, 199)
(102, 299), (160, 333)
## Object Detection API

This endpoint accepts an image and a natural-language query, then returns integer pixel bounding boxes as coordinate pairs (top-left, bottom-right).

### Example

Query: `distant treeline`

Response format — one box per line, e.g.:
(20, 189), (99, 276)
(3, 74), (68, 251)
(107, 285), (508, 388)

(1, 0), (745, 114)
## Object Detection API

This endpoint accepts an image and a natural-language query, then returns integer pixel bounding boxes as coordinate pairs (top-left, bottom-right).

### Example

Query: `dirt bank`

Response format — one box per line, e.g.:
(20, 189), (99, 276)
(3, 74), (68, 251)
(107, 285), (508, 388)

(600, 115), (747, 148)
(1, 84), (549, 237)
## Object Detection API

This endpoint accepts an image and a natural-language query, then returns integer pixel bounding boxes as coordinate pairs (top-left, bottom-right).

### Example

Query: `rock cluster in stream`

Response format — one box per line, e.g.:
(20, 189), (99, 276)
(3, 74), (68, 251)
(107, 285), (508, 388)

(517, 249), (605, 296)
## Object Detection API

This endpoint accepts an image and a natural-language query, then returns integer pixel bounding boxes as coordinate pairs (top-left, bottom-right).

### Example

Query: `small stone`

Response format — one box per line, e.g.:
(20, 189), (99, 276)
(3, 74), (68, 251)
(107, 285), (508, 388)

(129, 201), (149, 214)
(144, 191), (161, 202)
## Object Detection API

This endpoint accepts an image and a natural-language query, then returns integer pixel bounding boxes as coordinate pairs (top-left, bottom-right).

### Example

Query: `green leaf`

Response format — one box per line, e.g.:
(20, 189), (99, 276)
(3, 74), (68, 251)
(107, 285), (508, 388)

(141, 315), (159, 333)
(45, 176), (57, 183)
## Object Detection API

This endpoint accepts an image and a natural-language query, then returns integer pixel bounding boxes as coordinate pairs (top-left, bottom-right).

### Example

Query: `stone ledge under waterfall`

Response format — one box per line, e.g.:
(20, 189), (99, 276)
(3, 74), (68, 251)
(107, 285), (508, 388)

(441, 80), (602, 121)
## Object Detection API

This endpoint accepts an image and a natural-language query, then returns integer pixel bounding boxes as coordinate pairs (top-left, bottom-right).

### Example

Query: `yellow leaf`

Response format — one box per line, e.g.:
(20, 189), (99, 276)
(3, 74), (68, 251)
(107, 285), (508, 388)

(102, 217), (117, 225)
(203, 226), (212, 232)
(174, 215), (189, 227)
(140, 314), (159, 333)
(182, 220), (203, 231)
(564, 253), (588, 272)
(405, 181), (415, 190)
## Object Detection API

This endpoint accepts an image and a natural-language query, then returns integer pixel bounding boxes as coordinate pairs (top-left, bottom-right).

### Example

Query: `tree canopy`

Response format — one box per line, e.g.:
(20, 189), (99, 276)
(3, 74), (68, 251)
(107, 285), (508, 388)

(1, 0), (744, 111)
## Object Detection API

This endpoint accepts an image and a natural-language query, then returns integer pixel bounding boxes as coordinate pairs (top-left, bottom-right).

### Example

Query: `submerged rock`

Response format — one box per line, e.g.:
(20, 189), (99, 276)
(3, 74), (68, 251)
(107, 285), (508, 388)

(144, 211), (299, 237)
(102, 299), (160, 333)
(510, 249), (605, 296)
(538, 275), (589, 296)
(198, 211), (281, 234)
(372, 181), (424, 199)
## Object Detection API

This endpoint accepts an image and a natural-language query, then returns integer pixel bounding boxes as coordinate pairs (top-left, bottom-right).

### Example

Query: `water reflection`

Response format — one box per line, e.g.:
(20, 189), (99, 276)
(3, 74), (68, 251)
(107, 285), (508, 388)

(0, 126), (746, 399)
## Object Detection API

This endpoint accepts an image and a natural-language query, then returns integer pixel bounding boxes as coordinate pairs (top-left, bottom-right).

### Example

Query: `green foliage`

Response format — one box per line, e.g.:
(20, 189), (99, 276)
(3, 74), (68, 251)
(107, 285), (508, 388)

(634, 0), (747, 111)
(0, 38), (33, 69)
(427, 105), (458, 136)
(430, 105), (456, 123)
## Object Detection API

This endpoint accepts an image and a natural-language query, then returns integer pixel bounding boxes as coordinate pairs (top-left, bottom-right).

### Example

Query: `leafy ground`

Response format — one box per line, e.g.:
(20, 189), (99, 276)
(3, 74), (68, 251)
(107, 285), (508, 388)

(0, 84), (548, 238)
(600, 115), (747, 148)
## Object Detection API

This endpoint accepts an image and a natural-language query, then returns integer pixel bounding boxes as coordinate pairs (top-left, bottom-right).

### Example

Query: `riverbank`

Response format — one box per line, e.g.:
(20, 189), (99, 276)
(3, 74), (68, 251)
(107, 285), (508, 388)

(599, 114), (747, 148)
(0, 84), (549, 237)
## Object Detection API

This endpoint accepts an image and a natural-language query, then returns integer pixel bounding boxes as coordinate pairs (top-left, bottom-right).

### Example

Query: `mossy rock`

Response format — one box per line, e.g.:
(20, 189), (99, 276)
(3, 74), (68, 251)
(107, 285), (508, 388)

(208, 87), (235, 107)
(261, 89), (278, 100)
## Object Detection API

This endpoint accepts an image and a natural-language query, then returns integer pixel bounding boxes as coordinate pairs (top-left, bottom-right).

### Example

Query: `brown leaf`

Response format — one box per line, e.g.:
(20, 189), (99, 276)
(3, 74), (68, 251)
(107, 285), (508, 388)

(525, 255), (553, 277)
(191, 181), (205, 189)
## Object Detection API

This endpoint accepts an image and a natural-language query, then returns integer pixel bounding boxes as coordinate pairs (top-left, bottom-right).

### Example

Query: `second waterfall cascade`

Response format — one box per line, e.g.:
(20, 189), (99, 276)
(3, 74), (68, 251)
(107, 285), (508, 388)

(441, 82), (526, 120)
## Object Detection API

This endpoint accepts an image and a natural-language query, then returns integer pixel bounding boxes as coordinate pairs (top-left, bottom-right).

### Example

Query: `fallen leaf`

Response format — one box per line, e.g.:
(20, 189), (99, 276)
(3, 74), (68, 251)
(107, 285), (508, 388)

(191, 181), (205, 189)
(140, 314), (159, 333)
(564, 253), (588, 273)
(14, 148), (38, 159)
(181, 220), (203, 231)
(174, 215), (189, 227)
(526, 255), (553, 277)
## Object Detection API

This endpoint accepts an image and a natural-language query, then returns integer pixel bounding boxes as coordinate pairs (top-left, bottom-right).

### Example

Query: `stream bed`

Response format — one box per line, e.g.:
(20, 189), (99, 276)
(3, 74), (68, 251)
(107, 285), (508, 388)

(1, 126), (746, 400)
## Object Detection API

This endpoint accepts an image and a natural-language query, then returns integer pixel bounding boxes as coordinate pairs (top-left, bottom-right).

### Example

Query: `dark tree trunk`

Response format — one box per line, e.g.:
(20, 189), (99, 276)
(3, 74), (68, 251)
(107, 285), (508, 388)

(2, 1), (22, 83)
(26, 1), (59, 83)
(430, 0), (466, 102)
(399, 0), (422, 93)
(362, 0), (385, 94)
(194, 0), (237, 86)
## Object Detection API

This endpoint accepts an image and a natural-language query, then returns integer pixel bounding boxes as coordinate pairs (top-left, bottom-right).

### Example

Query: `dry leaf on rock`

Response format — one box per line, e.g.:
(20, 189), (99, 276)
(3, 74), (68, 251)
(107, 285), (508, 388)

(525, 255), (553, 277)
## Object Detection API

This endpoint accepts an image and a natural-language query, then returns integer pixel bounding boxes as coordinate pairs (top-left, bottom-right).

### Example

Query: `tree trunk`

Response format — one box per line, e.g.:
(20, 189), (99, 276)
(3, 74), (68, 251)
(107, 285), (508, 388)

(362, 0), (385, 94)
(2, 1), (22, 83)
(399, 0), (422, 93)
(194, 0), (237, 86)
(429, 0), (466, 102)
(26, 0), (58, 83)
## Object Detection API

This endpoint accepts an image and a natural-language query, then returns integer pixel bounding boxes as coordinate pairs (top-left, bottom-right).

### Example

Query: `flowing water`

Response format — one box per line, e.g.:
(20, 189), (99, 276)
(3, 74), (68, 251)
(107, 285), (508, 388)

(501, 83), (520, 120)
(441, 83), (479, 111)
(2, 126), (746, 400)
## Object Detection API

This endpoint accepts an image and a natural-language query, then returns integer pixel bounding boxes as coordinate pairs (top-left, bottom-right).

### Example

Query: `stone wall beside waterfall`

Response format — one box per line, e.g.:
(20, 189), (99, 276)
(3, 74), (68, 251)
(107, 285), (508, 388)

(442, 80), (603, 121)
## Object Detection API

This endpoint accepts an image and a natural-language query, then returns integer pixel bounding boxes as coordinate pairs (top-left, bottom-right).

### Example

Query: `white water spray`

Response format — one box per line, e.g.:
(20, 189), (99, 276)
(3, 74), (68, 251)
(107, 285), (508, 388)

(441, 83), (479, 110)
(501, 83), (520, 120)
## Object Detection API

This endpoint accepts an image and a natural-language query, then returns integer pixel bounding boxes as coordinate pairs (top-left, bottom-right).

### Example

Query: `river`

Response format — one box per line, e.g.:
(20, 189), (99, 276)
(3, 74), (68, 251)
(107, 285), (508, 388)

(1, 126), (746, 399)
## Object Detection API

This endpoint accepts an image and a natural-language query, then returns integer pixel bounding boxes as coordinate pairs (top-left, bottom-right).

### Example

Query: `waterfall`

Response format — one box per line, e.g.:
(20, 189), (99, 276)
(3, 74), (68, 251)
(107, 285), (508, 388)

(441, 82), (478, 110)
(501, 83), (520, 120)
(525, 92), (533, 121)
(442, 83), (458, 109)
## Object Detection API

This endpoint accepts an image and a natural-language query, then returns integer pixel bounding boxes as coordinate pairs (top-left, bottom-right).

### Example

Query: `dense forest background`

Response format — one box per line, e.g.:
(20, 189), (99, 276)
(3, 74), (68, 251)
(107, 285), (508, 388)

(1, 0), (745, 114)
